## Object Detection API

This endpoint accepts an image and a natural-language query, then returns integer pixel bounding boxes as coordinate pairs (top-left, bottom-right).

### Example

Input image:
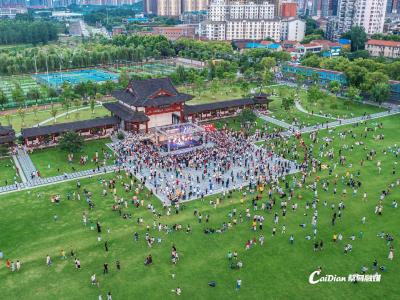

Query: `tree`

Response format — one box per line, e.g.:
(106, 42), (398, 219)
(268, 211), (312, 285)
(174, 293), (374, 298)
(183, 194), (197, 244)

(307, 85), (323, 106)
(238, 108), (257, 123)
(0, 89), (8, 109)
(93, 93), (102, 114)
(59, 131), (84, 153)
(370, 82), (390, 104)
(60, 83), (75, 119)
(12, 85), (25, 106)
(346, 86), (361, 102)
(263, 71), (274, 87)
(74, 98), (81, 119)
(343, 26), (367, 52)
(210, 80), (219, 99)
(295, 74), (306, 92)
(46, 87), (58, 100)
(328, 81), (341, 96)
(118, 69), (129, 87)
(362, 71), (389, 93)
(175, 65), (186, 84)
(32, 105), (39, 122)
(193, 75), (205, 96)
(239, 80), (250, 97)
(50, 103), (58, 124)
(344, 65), (367, 88)
(4, 113), (12, 126)
(17, 107), (26, 127)
(281, 93), (295, 111)
(260, 57), (276, 72)
(26, 88), (41, 104)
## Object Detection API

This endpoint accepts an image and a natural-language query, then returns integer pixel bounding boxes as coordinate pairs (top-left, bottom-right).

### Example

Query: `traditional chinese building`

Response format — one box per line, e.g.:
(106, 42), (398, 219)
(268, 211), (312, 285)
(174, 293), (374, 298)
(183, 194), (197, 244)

(106, 78), (193, 133)
(21, 117), (118, 148)
(0, 125), (16, 148)
(183, 96), (271, 122)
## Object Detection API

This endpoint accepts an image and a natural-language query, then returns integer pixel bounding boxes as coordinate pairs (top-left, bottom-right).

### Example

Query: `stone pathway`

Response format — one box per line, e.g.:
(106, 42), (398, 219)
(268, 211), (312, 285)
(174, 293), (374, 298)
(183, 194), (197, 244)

(12, 154), (27, 183)
(273, 109), (400, 138)
(15, 148), (38, 182)
(295, 101), (339, 120)
(256, 111), (295, 129)
(0, 165), (116, 195)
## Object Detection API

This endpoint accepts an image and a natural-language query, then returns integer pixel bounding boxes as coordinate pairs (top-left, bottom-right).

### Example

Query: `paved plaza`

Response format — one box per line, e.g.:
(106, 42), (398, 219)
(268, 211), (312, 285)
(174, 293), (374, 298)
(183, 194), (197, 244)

(1, 106), (398, 200)
(110, 130), (300, 204)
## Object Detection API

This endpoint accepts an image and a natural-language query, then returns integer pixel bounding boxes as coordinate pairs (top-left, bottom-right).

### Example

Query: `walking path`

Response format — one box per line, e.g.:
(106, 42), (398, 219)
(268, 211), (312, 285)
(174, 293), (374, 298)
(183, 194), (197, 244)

(256, 111), (294, 129)
(12, 154), (27, 183)
(0, 165), (116, 195)
(294, 101), (339, 120)
(278, 109), (400, 138)
(15, 148), (38, 182)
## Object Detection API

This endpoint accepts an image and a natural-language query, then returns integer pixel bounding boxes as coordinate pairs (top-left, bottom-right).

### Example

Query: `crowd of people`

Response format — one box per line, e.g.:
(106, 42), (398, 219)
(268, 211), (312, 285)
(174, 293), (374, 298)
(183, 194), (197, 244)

(2, 112), (399, 298)
(112, 129), (299, 204)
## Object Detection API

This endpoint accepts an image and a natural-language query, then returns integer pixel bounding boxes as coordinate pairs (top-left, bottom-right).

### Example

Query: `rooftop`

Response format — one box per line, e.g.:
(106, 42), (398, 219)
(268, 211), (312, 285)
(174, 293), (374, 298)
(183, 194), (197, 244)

(367, 39), (400, 47)
(21, 117), (118, 139)
(184, 97), (269, 115)
(111, 78), (193, 107)
(103, 102), (150, 123)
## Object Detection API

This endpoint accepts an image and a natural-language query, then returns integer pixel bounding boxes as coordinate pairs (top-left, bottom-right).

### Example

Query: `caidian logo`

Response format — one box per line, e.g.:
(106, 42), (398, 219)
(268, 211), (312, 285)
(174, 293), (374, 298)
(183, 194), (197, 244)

(309, 271), (381, 284)
(309, 271), (346, 284)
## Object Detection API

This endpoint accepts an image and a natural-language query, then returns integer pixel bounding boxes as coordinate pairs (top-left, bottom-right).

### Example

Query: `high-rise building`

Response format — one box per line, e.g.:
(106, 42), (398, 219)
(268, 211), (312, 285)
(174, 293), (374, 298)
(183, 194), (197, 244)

(144, 0), (158, 14)
(281, 2), (297, 17)
(182, 0), (209, 12)
(327, 0), (387, 39)
(353, 0), (387, 34)
(201, 0), (305, 41)
(281, 17), (305, 40)
(157, 0), (181, 16)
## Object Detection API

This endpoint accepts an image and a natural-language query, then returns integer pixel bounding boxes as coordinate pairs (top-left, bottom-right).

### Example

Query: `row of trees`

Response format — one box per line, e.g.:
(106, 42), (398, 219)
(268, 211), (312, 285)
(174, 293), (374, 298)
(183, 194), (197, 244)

(0, 33), (289, 77)
(301, 54), (398, 102)
(0, 20), (59, 45)
(0, 79), (118, 109)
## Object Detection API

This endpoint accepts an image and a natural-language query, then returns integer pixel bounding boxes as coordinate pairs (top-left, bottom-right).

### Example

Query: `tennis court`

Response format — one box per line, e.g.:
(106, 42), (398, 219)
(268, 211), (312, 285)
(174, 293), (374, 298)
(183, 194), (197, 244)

(35, 69), (119, 87)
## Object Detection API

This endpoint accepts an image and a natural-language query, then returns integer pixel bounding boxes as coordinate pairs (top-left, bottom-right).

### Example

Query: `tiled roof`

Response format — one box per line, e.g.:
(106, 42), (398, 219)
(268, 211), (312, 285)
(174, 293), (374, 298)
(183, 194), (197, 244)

(111, 78), (193, 107)
(367, 39), (400, 47)
(21, 117), (118, 139)
(184, 97), (269, 115)
(103, 102), (149, 122)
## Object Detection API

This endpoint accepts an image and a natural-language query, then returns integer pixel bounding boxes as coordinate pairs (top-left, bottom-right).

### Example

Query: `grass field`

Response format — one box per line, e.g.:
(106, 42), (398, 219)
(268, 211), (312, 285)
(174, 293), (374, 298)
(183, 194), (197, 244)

(1, 114), (399, 299)
(212, 116), (283, 134)
(295, 89), (385, 119)
(30, 138), (114, 178)
(181, 83), (249, 105)
(0, 157), (20, 186)
(267, 85), (386, 127)
(0, 105), (110, 133)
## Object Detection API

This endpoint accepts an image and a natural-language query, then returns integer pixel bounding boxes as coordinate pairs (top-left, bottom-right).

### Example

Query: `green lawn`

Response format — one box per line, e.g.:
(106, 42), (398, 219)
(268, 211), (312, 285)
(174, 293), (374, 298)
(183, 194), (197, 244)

(211, 116), (283, 134)
(181, 83), (251, 105)
(1, 115), (399, 299)
(0, 157), (20, 186)
(296, 89), (386, 119)
(0, 105), (110, 133)
(268, 93), (329, 127)
(30, 138), (114, 178)
(265, 85), (384, 128)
